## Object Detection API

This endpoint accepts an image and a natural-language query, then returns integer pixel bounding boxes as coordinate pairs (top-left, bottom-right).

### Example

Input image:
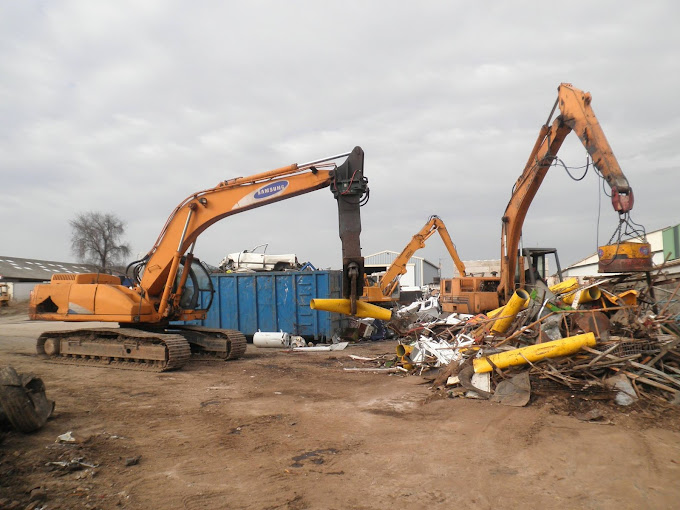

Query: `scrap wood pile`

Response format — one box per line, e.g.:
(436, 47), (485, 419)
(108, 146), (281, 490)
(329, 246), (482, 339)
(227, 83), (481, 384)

(348, 273), (680, 408)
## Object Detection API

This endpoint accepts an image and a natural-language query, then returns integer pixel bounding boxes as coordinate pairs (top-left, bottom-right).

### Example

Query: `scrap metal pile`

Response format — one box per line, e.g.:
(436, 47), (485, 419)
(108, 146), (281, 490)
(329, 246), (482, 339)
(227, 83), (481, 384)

(350, 273), (680, 408)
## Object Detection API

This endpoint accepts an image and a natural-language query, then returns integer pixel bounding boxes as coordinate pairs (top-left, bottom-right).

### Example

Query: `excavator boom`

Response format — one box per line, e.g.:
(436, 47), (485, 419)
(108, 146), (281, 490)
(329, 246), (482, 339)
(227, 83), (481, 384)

(499, 83), (643, 300)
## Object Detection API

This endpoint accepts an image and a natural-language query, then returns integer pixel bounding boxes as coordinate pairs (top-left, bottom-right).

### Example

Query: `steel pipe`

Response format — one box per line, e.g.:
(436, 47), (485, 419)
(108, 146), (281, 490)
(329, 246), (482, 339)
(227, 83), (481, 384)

(473, 332), (596, 373)
(309, 298), (392, 320)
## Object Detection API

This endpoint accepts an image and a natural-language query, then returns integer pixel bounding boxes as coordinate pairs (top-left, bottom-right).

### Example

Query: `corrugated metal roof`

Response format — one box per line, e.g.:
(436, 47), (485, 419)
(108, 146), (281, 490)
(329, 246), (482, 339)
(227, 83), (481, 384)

(365, 250), (438, 269)
(0, 256), (96, 281)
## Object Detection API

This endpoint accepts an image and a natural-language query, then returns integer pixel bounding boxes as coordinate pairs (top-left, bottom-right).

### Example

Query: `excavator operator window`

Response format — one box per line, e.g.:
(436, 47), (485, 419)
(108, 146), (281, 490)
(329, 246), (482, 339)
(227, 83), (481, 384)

(176, 258), (214, 311)
(520, 248), (563, 287)
(531, 254), (546, 279)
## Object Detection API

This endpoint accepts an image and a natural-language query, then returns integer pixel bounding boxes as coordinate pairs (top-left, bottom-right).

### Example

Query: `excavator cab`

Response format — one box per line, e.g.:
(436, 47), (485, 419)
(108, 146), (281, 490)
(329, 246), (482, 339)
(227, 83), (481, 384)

(517, 248), (563, 289)
(175, 257), (214, 312)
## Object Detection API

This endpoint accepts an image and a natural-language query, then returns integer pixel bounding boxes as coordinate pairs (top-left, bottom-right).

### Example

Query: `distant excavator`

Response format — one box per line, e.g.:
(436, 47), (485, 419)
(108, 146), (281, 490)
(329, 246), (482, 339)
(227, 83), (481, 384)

(361, 215), (466, 304)
(439, 83), (652, 315)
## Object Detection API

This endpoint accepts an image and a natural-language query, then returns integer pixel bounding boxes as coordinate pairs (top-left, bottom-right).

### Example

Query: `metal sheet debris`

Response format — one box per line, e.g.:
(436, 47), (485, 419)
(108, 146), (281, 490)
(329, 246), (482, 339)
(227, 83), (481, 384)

(605, 374), (638, 406)
(56, 431), (76, 443)
(467, 372), (492, 399)
(490, 372), (531, 407)
(343, 271), (680, 410)
(293, 342), (349, 352)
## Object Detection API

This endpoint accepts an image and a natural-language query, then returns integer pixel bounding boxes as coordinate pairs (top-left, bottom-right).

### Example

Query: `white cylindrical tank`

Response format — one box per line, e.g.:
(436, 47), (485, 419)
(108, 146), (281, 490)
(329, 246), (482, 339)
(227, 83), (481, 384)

(253, 330), (291, 348)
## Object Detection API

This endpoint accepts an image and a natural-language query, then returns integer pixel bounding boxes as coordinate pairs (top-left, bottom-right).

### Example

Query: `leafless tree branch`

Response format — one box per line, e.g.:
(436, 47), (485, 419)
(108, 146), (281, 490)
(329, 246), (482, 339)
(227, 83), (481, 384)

(70, 212), (131, 272)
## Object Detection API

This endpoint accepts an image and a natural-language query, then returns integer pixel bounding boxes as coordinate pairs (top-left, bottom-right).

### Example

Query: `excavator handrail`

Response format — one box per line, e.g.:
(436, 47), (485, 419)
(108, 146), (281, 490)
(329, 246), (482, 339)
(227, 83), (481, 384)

(498, 83), (634, 300)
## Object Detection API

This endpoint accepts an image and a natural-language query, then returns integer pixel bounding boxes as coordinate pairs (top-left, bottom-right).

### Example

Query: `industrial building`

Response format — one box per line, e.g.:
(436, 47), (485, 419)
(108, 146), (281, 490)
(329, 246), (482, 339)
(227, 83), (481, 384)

(0, 256), (95, 301)
(451, 259), (501, 277)
(364, 250), (440, 288)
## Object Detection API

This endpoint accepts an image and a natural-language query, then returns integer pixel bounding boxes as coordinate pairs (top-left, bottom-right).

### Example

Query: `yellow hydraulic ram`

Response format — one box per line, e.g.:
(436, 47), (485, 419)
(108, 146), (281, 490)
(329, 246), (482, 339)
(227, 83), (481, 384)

(490, 289), (531, 334)
(549, 277), (579, 294)
(310, 298), (392, 321)
(473, 332), (596, 373)
(562, 287), (602, 305)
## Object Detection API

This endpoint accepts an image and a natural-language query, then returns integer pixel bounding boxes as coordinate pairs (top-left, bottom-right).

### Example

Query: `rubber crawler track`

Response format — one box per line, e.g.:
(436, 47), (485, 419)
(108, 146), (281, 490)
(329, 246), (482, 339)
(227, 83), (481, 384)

(36, 328), (191, 372)
(173, 326), (247, 360)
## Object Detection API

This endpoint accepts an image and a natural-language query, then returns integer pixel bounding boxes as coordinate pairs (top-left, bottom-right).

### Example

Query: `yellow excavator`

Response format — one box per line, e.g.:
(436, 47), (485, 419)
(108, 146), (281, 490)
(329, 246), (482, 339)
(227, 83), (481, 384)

(361, 215), (466, 304)
(440, 83), (652, 315)
(29, 147), (370, 371)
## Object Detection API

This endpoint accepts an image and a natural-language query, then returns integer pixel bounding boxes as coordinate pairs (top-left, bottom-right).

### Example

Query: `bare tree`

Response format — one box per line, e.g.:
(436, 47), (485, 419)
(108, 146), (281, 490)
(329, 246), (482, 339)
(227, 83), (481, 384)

(70, 212), (131, 272)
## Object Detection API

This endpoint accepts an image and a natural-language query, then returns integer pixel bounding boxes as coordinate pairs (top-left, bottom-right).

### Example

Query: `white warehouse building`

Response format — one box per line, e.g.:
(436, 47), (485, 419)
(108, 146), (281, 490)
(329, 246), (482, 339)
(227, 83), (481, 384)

(364, 250), (440, 288)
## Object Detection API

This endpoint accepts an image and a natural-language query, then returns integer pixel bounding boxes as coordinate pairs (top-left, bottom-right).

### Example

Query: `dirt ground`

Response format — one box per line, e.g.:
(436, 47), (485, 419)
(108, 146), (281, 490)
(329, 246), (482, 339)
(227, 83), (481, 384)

(1, 303), (680, 510)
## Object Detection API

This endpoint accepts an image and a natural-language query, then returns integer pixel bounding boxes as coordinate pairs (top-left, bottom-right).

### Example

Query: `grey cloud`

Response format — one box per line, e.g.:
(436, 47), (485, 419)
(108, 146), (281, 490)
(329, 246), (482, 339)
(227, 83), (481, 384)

(1, 1), (678, 276)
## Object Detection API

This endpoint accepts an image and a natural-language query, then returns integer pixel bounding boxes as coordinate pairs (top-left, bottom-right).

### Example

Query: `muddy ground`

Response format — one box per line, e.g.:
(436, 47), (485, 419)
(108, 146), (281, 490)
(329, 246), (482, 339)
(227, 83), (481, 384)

(1, 303), (680, 510)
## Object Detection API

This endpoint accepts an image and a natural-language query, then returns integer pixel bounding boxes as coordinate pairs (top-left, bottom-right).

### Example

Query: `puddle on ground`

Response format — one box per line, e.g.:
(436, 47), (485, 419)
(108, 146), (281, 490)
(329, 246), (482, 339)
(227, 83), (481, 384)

(290, 448), (339, 468)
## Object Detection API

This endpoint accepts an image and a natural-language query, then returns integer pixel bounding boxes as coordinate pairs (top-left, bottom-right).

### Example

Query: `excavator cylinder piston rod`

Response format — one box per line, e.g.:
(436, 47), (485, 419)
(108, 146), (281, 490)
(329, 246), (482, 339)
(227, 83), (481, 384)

(491, 289), (530, 334)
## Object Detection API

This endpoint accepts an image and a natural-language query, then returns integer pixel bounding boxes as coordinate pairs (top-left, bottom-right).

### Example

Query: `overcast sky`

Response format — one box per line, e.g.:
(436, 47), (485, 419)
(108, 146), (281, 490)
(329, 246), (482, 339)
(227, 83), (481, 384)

(2, 1), (678, 278)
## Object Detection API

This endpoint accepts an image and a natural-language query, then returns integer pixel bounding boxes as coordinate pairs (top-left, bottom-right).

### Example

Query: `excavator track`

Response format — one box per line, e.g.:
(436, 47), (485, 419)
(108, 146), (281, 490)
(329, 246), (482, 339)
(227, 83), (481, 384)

(36, 328), (191, 372)
(171, 326), (247, 360)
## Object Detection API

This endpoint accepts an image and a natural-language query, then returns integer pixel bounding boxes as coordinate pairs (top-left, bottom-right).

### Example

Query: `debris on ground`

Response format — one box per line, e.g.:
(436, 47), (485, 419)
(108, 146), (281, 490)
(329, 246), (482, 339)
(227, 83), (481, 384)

(124, 455), (141, 467)
(47, 457), (99, 471)
(346, 272), (680, 409)
(0, 366), (54, 434)
(293, 342), (349, 352)
(55, 431), (77, 443)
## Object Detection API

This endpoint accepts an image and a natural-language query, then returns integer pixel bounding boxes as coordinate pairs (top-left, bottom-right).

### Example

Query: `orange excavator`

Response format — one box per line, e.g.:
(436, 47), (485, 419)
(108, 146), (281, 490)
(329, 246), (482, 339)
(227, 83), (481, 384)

(361, 215), (466, 304)
(440, 83), (651, 314)
(29, 147), (369, 371)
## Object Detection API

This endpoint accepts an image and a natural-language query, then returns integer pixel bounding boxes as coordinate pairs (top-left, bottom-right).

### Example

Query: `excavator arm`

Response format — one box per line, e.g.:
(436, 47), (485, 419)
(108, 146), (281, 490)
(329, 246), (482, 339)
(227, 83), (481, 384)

(370, 215), (466, 301)
(434, 218), (468, 278)
(499, 83), (636, 300)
